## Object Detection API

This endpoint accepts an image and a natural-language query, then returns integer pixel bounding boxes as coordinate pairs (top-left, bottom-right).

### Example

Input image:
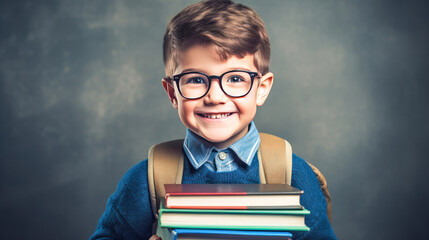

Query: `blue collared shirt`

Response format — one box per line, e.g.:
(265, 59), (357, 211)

(183, 122), (260, 172)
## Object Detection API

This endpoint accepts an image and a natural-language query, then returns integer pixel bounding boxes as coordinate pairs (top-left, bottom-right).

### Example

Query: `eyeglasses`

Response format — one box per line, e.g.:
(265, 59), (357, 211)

(171, 70), (260, 100)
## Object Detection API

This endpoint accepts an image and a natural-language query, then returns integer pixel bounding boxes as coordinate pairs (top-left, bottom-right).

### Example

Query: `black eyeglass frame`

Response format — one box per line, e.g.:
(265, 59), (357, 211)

(171, 70), (261, 100)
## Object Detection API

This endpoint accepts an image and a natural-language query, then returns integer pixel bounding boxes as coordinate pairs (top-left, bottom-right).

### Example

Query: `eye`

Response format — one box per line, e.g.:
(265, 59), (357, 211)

(227, 75), (245, 83)
(185, 77), (206, 84)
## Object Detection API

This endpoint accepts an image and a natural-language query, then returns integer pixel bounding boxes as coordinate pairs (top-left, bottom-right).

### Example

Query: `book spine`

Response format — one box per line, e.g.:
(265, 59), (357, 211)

(159, 224), (310, 232)
(167, 205), (248, 210)
(167, 192), (248, 196)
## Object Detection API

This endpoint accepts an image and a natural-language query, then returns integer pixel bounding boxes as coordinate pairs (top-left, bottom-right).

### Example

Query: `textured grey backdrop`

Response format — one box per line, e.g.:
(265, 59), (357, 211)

(1, 0), (428, 239)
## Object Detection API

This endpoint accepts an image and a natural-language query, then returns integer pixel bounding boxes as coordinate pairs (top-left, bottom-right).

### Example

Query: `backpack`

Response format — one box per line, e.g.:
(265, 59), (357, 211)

(147, 133), (332, 225)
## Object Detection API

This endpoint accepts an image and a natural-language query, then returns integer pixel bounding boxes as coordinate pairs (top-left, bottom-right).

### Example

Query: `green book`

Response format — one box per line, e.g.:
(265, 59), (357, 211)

(158, 199), (310, 231)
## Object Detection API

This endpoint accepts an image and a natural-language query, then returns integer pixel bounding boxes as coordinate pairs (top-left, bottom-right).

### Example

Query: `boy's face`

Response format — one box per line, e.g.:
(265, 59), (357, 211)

(163, 45), (273, 149)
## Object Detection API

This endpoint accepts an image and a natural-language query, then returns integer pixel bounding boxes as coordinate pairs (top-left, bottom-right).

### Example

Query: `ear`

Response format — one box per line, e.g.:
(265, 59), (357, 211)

(256, 72), (274, 106)
(162, 78), (178, 109)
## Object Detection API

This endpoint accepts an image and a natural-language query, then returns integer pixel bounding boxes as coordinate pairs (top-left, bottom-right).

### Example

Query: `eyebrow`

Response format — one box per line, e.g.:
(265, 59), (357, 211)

(180, 67), (253, 74)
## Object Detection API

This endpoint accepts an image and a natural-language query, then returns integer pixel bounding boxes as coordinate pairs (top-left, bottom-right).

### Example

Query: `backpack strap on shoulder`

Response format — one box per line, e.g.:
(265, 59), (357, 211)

(258, 133), (293, 185)
(148, 139), (184, 218)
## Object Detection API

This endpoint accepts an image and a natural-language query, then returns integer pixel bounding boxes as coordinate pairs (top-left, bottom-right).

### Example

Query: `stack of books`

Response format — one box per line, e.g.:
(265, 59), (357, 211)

(157, 184), (310, 240)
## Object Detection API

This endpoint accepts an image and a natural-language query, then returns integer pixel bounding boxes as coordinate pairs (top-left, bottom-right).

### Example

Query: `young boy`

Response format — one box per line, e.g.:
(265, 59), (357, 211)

(91, 0), (337, 239)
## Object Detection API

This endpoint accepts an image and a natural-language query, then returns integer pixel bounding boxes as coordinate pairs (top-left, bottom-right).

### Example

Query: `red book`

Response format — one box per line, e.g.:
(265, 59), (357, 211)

(164, 184), (304, 210)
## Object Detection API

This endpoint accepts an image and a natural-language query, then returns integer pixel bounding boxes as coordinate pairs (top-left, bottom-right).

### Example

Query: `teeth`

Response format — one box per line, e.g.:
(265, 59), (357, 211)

(203, 113), (231, 119)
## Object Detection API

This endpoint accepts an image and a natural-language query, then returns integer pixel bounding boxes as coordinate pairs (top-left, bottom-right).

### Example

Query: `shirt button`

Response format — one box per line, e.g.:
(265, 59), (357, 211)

(219, 152), (228, 160)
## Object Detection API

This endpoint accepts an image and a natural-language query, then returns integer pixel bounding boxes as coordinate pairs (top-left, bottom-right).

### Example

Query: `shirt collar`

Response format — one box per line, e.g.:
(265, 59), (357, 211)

(183, 121), (261, 170)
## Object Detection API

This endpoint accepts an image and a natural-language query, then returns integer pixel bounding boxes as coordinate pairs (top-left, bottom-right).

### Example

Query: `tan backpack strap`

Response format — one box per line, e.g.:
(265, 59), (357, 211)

(258, 133), (293, 185)
(148, 139), (184, 218)
(257, 151), (267, 184)
(307, 162), (333, 224)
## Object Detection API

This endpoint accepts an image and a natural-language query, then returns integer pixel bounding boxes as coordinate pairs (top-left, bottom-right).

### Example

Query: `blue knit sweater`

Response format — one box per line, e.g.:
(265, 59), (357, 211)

(90, 152), (336, 240)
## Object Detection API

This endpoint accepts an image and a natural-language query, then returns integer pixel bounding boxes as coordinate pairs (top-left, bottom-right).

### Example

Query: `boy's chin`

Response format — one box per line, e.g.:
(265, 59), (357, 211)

(203, 134), (231, 144)
(199, 130), (244, 148)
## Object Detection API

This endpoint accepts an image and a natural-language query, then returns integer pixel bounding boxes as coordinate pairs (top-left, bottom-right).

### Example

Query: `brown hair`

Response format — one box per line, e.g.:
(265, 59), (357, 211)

(163, 0), (270, 78)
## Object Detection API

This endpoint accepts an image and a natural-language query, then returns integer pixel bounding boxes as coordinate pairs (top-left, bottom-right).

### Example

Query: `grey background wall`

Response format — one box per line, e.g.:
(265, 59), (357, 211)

(1, 0), (428, 239)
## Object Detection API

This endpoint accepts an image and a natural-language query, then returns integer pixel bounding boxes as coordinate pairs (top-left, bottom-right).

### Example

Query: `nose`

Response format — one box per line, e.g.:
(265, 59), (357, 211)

(204, 79), (228, 105)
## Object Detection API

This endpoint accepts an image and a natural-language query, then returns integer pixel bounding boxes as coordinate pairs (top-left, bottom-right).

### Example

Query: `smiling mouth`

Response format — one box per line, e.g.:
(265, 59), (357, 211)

(197, 113), (233, 119)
